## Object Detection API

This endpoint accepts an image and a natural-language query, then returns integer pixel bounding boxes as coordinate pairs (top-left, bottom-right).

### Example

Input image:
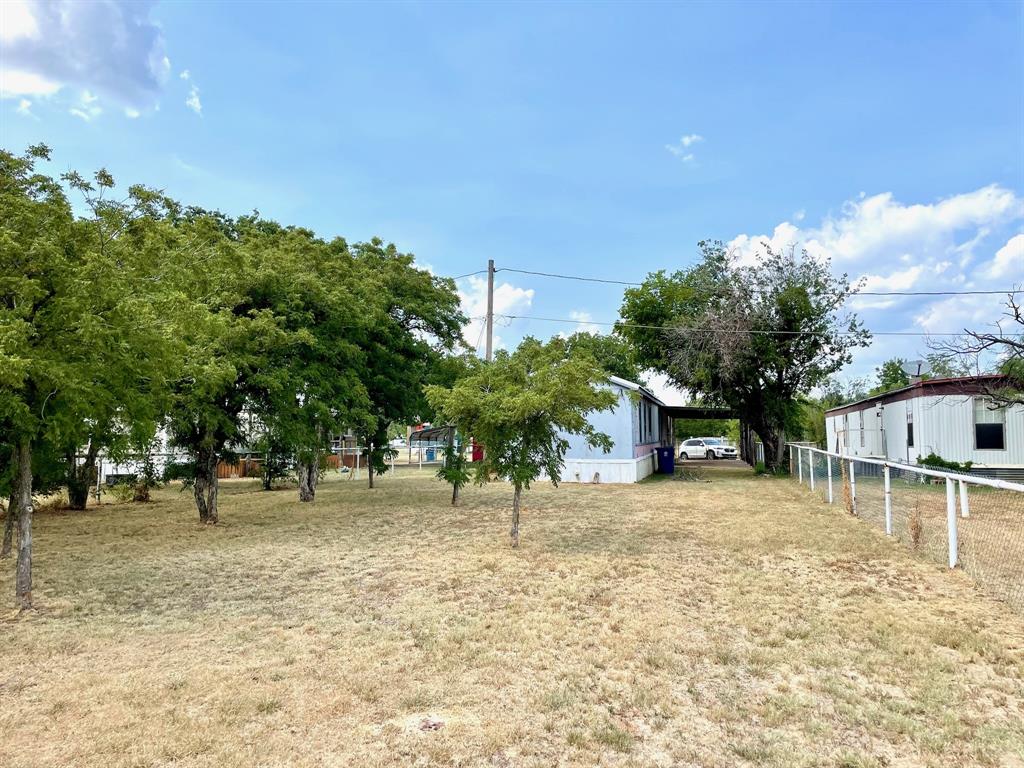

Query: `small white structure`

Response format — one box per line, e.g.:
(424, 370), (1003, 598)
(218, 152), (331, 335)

(555, 375), (674, 484)
(825, 376), (1024, 480)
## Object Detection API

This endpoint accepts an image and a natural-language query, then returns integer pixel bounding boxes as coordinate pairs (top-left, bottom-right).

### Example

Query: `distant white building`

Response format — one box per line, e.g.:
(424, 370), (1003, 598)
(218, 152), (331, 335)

(555, 375), (675, 484)
(824, 376), (1024, 481)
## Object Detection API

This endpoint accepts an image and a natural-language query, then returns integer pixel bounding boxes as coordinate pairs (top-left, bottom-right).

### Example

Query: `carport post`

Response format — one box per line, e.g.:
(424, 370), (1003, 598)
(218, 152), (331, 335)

(883, 465), (892, 535)
(848, 459), (857, 516)
(958, 479), (970, 518)
(826, 454), (833, 504)
(797, 447), (803, 484)
(946, 478), (959, 568)
(807, 448), (815, 492)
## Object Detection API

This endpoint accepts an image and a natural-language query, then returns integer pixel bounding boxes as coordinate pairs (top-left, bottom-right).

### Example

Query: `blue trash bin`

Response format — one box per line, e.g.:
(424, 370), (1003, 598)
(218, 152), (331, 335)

(656, 446), (674, 474)
(425, 447), (436, 462)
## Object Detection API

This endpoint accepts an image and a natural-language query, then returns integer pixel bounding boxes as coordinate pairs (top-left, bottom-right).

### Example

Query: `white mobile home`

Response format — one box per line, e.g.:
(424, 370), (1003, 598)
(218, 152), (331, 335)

(556, 375), (674, 484)
(825, 376), (1024, 480)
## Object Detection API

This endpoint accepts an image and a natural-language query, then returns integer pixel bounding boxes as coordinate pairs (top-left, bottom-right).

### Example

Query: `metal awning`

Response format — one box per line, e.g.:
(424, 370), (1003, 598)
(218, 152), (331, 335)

(662, 406), (736, 420)
(409, 425), (454, 442)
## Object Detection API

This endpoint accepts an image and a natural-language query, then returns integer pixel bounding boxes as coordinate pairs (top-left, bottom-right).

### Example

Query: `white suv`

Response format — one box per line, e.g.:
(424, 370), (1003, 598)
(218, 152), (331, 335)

(679, 438), (738, 460)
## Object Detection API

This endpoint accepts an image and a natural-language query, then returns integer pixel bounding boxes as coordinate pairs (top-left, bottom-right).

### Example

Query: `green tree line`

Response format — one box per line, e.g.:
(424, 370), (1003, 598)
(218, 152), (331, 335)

(0, 146), (467, 608)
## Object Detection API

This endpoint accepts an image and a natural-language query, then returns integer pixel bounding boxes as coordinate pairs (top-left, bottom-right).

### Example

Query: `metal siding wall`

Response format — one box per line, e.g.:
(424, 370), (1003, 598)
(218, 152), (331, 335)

(915, 395), (1024, 466)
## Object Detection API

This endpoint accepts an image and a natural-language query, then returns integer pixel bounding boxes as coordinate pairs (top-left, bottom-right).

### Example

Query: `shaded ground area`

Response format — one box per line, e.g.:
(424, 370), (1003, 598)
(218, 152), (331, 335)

(1, 464), (1022, 767)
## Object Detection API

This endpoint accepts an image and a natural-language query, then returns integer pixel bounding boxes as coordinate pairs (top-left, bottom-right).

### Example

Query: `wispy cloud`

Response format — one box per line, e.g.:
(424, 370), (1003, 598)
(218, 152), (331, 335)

(69, 89), (101, 121)
(185, 84), (202, 115)
(665, 133), (703, 162)
(568, 310), (601, 335)
(15, 97), (36, 119)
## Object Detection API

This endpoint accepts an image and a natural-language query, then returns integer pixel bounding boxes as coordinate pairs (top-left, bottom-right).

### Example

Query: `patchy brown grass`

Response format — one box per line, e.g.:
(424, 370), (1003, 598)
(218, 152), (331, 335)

(1, 463), (1022, 767)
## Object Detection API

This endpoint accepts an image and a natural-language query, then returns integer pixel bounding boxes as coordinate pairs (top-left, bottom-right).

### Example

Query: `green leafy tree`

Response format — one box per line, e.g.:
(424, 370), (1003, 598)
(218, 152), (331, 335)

(237, 223), (371, 503)
(619, 241), (869, 471)
(871, 358), (909, 395)
(674, 418), (739, 443)
(0, 147), (173, 607)
(161, 209), (302, 523)
(562, 331), (646, 383)
(426, 337), (617, 547)
(349, 239), (465, 488)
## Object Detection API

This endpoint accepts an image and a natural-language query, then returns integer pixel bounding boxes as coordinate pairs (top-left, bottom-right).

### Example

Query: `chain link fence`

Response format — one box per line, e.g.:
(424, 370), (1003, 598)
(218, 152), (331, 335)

(789, 444), (1024, 614)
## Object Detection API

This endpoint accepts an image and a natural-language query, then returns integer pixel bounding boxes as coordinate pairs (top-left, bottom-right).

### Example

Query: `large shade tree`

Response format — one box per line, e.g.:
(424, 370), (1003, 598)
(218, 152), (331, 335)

(240, 223), (372, 503)
(619, 241), (870, 470)
(0, 146), (174, 608)
(350, 239), (465, 488)
(426, 337), (617, 547)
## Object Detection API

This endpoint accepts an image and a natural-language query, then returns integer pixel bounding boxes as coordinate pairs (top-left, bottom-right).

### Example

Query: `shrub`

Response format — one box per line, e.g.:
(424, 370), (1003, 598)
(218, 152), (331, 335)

(754, 461), (767, 475)
(917, 452), (973, 475)
(108, 482), (135, 503)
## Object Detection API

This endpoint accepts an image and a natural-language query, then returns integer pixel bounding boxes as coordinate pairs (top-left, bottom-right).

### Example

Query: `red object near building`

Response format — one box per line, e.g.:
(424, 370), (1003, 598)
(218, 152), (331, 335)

(471, 440), (484, 462)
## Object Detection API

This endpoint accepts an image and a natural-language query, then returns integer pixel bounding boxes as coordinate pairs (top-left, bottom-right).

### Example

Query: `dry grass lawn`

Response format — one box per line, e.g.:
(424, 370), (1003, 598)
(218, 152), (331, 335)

(1, 463), (1023, 767)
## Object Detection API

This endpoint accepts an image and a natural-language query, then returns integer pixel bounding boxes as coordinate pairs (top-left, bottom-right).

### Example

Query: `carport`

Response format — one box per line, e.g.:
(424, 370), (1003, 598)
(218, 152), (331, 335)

(661, 405), (758, 466)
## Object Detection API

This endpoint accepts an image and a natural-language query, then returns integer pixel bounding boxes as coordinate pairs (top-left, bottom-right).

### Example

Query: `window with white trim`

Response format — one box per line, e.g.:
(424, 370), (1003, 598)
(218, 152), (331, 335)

(974, 397), (1005, 450)
(906, 405), (914, 448)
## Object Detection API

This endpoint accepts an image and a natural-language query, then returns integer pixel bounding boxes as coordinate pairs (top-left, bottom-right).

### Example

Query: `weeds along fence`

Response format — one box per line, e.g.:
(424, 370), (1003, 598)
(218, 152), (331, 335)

(788, 444), (1024, 614)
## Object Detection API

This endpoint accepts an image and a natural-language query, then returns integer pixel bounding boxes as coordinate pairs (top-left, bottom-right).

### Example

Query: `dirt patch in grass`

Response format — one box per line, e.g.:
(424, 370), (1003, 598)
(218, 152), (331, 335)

(0, 465), (1022, 767)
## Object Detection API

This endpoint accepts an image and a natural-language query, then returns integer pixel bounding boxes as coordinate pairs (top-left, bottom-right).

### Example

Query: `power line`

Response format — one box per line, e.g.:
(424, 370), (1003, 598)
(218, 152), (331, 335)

(494, 266), (1021, 297)
(451, 269), (489, 280)
(497, 313), (1020, 338)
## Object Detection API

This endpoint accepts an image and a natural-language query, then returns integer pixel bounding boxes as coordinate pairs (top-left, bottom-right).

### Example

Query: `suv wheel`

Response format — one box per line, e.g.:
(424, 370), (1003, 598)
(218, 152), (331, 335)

(706, 450), (714, 460)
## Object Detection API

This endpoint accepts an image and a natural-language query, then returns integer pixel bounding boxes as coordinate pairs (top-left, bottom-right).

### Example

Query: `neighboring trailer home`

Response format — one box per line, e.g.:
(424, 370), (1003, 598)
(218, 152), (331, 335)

(824, 376), (1024, 481)
(555, 375), (675, 484)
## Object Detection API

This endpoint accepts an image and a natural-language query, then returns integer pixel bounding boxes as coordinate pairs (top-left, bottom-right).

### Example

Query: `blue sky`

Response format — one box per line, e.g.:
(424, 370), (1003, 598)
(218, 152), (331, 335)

(2, 1), (1022, 400)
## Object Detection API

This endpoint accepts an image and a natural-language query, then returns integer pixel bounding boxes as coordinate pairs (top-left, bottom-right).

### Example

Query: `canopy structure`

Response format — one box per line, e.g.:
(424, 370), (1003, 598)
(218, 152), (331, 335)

(409, 425), (455, 443)
(662, 405), (736, 420)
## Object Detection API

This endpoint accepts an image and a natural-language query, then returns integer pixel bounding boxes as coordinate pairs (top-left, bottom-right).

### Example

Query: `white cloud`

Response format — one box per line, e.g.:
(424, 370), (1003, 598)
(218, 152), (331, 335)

(69, 89), (102, 121)
(179, 69), (191, 80)
(0, 0), (38, 42)
(124, 107), (140, 119)
(727, 186), (1024, 379)
(458, 275), (534, 353)
(666, 133), (703, 161)
(0, 1), (170, 109)
(568, 310), (601, 335)
(793, 209), (806, 222)
(15, 97), (35, 118)
(728, 186), (1022, 282)
(185, 84), (202, 115)
(0, 68), (60, 98)
(985, 234), (1024, 280)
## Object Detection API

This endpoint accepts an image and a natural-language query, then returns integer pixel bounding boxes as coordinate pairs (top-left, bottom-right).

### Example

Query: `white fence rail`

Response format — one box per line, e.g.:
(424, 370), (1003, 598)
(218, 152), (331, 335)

(788, 444), (1024, 613)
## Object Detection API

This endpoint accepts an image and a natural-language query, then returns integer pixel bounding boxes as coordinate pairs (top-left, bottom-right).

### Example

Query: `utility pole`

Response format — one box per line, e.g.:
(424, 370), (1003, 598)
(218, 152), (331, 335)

(485, 258), (495, 361)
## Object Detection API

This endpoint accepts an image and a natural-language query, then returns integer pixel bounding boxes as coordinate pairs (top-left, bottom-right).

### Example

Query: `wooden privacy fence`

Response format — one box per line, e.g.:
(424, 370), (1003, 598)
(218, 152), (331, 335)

(216, 455), (342, 479)
(787, 443), (1024, 614)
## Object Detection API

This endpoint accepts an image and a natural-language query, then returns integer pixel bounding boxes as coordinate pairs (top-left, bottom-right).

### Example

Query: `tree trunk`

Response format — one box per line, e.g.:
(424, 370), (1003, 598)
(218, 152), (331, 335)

(2, 496), (14, 558)
(367, 441), (375, 489)
(67, 442), (99, 510)
(452, 482), (459, 506)
(750, 418), (783, 472)
(510, 483), (522, 548)
(262, 458), (272, 491)
(13, 438), (33, 608)
(297, 457), (318, 502)
(193, 445), (219, 524)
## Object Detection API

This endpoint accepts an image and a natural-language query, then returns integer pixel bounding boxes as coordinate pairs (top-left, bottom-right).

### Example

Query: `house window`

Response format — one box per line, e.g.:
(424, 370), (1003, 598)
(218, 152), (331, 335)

(907, 406), (914, 448)
(974, 397), (1006, 450)
(859, 412), (865, 447)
